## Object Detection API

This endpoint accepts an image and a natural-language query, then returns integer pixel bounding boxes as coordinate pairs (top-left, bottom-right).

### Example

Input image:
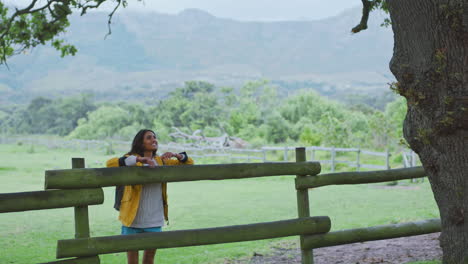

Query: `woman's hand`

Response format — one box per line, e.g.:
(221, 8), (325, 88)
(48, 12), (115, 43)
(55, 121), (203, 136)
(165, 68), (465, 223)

(136, 156), (157, 168)
(161, 152), (182, 160)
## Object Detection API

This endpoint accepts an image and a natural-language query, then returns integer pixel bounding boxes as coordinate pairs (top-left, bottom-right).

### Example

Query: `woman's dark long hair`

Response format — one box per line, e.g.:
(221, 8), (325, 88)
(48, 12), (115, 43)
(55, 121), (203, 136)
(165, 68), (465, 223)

(127, 129), (157, 157)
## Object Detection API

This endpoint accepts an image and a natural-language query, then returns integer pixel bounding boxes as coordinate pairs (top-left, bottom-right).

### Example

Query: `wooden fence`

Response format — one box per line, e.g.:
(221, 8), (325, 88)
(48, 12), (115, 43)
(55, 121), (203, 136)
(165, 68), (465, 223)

(0, 148), (437, 264)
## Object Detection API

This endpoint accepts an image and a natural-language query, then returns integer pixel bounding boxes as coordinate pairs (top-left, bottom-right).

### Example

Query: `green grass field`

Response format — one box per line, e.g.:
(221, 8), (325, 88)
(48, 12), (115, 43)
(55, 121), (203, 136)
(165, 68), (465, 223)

(0, 142), (440, 264)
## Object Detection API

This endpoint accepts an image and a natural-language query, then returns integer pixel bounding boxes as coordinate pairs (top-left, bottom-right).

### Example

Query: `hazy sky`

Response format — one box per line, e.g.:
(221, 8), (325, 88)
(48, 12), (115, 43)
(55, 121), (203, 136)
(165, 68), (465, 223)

(6, 0), (360, 21)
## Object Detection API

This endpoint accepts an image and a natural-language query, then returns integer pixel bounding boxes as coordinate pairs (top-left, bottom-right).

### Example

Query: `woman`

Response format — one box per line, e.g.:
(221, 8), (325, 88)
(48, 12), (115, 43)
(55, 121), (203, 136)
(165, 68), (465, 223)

(106, 129), (194, 264)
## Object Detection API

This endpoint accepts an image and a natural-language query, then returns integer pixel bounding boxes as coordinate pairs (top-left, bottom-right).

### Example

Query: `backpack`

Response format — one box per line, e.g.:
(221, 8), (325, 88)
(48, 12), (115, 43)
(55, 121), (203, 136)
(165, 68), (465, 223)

(114, 185), (124, 211)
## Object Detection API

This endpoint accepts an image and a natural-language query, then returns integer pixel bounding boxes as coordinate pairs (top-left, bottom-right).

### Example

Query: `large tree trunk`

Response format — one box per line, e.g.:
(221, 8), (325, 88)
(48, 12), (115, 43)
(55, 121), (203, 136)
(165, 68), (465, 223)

(387, 0), (468, 262)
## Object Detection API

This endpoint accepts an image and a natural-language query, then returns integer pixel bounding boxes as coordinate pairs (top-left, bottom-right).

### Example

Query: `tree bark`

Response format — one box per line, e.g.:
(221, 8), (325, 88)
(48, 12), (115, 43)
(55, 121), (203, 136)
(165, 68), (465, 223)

(387, 0), (468, 263)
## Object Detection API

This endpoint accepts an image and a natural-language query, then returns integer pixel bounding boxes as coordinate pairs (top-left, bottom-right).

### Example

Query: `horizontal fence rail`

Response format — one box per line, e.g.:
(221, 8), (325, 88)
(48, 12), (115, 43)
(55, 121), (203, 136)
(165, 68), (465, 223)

(0, 189), (104, 213)
(302, 218), (440, 249)
(45, 162), (321, 189)
(57, 216), (331, 258)
(295, 167), (426, 189)
(360, 150), (388, 157)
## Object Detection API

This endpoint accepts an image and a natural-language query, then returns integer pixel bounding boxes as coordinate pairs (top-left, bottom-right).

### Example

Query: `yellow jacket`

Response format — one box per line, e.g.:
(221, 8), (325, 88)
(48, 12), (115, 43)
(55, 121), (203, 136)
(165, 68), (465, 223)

(106, 154), (194, 227)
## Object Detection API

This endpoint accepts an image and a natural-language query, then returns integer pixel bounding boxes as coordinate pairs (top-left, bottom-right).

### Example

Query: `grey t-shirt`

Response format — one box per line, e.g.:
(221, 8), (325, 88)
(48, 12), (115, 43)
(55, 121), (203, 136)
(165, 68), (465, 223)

(131, 182), (165, 228)
(125, 156), (165, 228)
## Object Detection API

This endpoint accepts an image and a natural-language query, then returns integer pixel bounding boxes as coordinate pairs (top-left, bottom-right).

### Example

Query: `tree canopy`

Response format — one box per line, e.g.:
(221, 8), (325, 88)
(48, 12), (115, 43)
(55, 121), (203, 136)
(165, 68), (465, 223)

(0, 0), (143, 66)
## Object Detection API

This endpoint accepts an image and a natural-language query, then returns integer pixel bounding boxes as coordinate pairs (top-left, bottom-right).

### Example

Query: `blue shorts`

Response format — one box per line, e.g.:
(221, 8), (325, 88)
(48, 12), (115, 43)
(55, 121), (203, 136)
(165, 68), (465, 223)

(121, 226), (162, 235)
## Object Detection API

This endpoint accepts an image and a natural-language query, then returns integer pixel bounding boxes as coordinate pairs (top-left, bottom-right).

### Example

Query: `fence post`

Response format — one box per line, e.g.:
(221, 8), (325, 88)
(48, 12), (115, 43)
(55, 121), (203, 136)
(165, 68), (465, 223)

(411, 150), (417, 167)
(262, 148), (267, 162)
(331, 147), (336, 173)
(295, 147), (314, 264)
(72, 158), (90, 238)
(410, 150), (422, 182)
(310, 147), (315, 161)
(356, 148), (361, 172)
(284, 147), (288, 161)
(71, 158), (100, 263)
(402, 152), (409, 168)
(386, 148), (391, 170)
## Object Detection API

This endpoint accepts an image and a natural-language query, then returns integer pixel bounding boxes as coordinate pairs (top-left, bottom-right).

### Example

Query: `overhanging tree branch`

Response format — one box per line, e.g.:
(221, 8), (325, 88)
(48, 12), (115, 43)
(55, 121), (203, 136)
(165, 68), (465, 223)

(0, 0), (129, 66)
(351, 0), (390, 33)
(78, 0), (106, 16)
(105, 0), (122, 39)
(352, 0), (372, 33)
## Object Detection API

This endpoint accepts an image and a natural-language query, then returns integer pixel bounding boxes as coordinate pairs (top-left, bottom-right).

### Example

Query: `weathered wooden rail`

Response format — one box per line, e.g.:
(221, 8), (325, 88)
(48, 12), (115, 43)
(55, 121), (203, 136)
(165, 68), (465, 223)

(1, 148), (438, 264)
(44, 161), (321, 189)
(0, 189), (103, 213)
(56, 217), (330, 258)
(302, 218), (440, 249)
(295, 166), (426, 189)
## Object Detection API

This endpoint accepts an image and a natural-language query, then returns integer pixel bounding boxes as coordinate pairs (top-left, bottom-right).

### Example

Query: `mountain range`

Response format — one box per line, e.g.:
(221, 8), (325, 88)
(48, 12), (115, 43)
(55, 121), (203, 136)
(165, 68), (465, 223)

(0, 7), (395, 105)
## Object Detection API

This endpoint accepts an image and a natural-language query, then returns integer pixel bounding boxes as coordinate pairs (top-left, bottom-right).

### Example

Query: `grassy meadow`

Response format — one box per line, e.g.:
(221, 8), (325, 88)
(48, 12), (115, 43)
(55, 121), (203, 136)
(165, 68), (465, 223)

(0, 142), (440, 264)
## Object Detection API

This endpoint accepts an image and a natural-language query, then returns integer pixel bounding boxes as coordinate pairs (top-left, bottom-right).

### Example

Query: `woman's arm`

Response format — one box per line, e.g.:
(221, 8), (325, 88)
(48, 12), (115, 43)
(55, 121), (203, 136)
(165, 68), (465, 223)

(135, 156), (156, 167)
(105, 155), (130, 212)
(107, 155), (156, 168)
(106, 157), (122, 168)
(106, 155), (134, 167)
(162, 152), (194, 165)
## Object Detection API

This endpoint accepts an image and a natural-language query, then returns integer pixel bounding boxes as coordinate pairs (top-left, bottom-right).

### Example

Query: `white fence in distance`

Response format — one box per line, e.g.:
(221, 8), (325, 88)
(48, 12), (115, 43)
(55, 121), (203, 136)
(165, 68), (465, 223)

(0, 135), (419, 172)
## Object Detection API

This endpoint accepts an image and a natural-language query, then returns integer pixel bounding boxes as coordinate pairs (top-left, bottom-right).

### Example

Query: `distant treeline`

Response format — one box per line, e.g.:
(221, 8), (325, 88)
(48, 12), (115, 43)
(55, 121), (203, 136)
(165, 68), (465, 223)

(0, 80), (406, 149)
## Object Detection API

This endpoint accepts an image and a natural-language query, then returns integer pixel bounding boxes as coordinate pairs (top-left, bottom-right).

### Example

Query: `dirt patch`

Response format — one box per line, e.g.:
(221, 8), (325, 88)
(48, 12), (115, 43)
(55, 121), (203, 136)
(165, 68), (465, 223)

(224, 233), (441, 264)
